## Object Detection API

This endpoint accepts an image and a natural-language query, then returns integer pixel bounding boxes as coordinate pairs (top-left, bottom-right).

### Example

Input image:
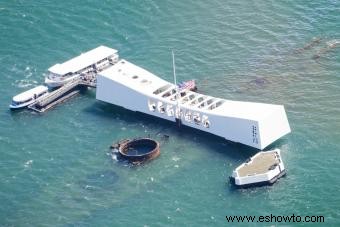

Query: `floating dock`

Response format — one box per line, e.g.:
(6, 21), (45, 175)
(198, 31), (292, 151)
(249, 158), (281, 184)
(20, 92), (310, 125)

(13, 46), (115, 112)
(28, 77), (96, 113)
(14, 45), (117, 112)
(230, 149), (285, 188)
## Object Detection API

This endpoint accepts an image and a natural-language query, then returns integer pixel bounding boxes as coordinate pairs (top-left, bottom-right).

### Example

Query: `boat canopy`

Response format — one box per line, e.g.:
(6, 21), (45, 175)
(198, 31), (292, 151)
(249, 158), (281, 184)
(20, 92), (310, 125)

(13, 85), (48, 102)
(48, 46), (118, 76)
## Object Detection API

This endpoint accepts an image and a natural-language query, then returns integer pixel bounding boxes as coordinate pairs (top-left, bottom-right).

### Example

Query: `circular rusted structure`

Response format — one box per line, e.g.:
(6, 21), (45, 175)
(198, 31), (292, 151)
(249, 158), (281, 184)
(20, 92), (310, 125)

(118, 138), (160, 163)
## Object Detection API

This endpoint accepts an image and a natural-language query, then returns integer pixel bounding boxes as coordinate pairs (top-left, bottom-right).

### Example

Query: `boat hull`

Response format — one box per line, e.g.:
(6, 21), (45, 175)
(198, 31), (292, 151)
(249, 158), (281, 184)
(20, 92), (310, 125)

(9, 103), (32, 109)
(45, 75), (79, 88)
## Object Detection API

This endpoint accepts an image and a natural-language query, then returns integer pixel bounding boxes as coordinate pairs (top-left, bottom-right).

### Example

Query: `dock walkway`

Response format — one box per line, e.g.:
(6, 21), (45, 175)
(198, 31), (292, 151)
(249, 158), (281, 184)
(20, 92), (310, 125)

(28, 76), (96, 113)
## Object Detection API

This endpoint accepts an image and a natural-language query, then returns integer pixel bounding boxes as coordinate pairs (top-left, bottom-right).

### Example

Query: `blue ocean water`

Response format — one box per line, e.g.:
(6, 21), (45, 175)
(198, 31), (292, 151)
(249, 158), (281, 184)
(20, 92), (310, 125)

(1, 0), (340, 226)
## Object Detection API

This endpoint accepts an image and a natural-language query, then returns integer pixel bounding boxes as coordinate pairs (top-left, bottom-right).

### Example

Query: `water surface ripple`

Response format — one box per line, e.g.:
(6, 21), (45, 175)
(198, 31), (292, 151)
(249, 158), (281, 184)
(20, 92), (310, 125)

(0, 0), (340, 226)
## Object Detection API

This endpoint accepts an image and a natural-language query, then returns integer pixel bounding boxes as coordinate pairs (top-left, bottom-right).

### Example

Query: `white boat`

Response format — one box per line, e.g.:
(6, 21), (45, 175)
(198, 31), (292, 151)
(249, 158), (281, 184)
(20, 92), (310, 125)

(230, 149), (285, 188)
(96, 58), (291, 149)
(45, 46), (119, 88)
(10, 85), (49, 109)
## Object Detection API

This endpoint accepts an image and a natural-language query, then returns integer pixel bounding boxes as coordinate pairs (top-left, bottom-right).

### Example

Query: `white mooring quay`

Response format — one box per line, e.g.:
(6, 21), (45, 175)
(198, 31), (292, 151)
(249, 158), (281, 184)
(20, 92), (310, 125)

(230, 149), (286, 188)
(96, 59), (291, 149)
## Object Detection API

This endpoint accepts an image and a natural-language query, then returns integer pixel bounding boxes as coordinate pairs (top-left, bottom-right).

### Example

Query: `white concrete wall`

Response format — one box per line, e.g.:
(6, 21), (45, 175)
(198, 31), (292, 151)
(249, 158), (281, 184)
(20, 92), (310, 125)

(258, 106), (291, 149)
(235, 167), (281, 185)
(97, 74), (288, 150)
(96, 75), (176, 122)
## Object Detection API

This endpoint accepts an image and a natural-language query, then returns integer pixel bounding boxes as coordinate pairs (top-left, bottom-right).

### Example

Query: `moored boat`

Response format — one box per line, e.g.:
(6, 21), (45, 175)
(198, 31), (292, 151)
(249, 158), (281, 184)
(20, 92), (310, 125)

(230, 149), (286, 188)
(45, 45), (118, 88)
(10, 85), (49, 109)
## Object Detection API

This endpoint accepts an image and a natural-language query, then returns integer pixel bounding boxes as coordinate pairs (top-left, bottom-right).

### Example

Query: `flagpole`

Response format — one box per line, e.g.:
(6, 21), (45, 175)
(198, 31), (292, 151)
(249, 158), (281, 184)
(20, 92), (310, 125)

(172, 50), (181, 126)
(172, 50), (177, 88)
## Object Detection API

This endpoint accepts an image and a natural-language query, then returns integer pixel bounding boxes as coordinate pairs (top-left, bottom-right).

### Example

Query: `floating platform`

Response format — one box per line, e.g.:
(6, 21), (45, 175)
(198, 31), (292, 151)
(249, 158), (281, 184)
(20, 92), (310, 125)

(27, 78), (95, 113)
(111, 138), (160, 164)
(230, 149), (285, 188)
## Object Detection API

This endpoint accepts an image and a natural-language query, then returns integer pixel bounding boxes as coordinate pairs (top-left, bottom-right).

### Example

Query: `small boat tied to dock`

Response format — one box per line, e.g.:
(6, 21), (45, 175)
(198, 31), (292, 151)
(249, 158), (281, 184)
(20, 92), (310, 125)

(27, 77), (96, 113)
(9, 85), (49, 109)
(10, 46), (118, 112)
(230, 149), (286, 188)
(45, 45), (118, 88)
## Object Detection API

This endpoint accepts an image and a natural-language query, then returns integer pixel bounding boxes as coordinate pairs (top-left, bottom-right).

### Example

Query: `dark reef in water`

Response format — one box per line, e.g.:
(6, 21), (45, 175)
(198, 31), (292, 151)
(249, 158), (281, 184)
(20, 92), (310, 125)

(249, 77), (270, 88)
(235, 76), (271, 94)
(312, 39), (340, 60)
(293, 37), (340, 60)
(294, 37), (322, 54)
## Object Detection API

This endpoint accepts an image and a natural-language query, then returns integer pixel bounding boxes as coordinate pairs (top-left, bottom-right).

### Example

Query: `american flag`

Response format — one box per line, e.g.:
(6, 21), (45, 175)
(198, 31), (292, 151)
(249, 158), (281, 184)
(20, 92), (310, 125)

(178, 79), (196, 91)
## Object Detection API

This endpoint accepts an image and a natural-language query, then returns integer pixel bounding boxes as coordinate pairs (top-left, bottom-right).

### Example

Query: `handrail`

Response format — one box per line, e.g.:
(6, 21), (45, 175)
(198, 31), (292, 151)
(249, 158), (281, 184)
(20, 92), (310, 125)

(37, 77), (82, 107)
